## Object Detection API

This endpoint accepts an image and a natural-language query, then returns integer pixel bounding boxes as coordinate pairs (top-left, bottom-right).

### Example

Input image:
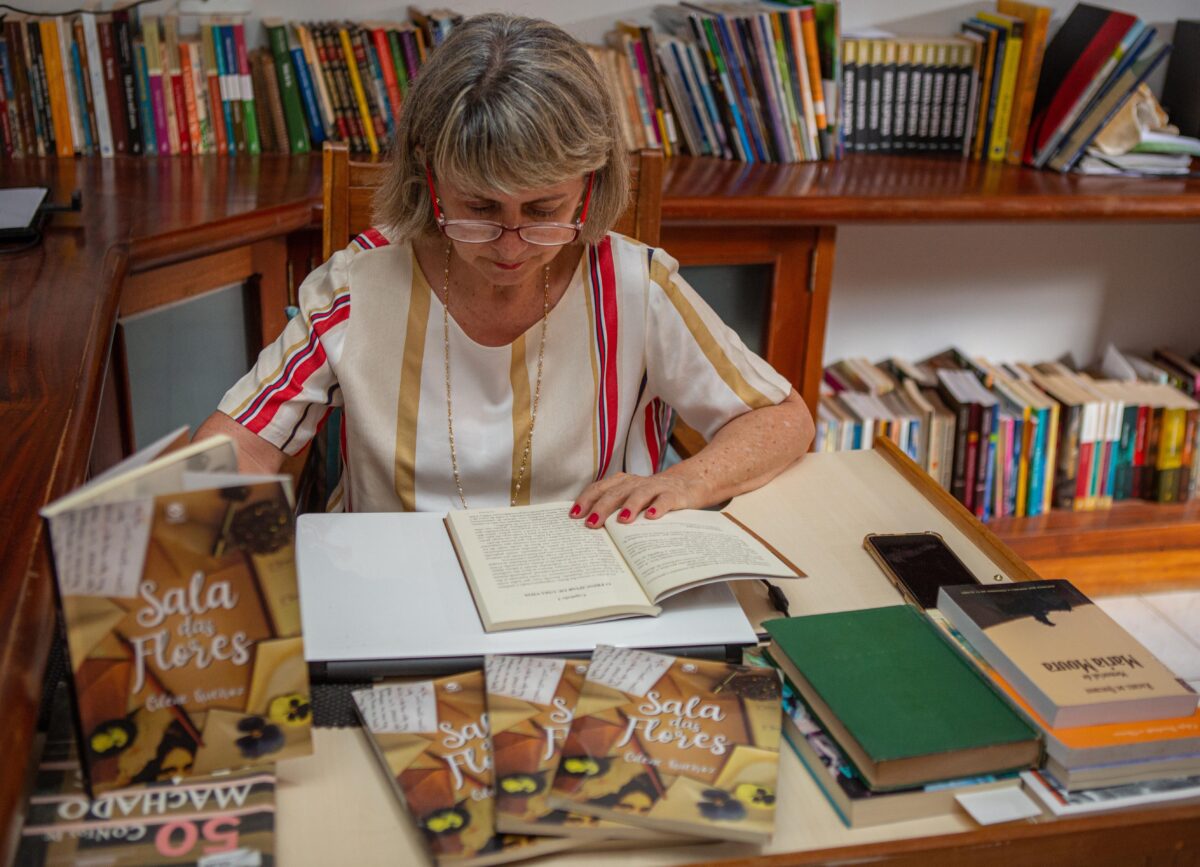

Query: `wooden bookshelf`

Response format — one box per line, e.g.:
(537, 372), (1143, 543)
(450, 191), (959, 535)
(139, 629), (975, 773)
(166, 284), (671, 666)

(2, 151), (1200, 860)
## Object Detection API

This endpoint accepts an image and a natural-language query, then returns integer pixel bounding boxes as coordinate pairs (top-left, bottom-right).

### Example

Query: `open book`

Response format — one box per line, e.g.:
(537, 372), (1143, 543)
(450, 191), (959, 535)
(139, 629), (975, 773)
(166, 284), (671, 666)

(445, 502), (802, 632)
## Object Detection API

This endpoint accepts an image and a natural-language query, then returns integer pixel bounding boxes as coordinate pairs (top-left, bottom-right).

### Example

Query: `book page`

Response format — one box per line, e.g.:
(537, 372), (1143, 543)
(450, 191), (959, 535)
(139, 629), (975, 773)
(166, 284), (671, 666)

(606, 510), (797, 602)
(446, 502), (654, 629)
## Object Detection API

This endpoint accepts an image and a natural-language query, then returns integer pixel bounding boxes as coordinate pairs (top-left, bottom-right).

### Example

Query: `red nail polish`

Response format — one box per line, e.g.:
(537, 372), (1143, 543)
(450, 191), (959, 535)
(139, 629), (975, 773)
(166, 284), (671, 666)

(619, 508), (631, 520)
(570, 504), (581, 517)
(647, 508), (657, 517)
(587, 513), (599, 525)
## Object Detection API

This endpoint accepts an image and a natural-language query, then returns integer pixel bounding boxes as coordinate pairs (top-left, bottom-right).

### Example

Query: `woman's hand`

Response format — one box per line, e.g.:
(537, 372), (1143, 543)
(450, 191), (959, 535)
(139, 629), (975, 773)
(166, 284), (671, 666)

(570, 471), (707, 528)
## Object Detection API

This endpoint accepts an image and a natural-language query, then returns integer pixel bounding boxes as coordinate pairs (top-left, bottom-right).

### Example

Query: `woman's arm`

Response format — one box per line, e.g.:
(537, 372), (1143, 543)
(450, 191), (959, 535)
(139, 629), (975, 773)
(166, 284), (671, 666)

(194, 411), (289, 475)
(571, 389), (814, 527)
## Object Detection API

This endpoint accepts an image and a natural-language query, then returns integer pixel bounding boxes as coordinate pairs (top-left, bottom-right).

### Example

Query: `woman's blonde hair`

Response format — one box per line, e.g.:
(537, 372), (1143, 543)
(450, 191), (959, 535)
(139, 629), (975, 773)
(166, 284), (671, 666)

(374, 13), (629, 245)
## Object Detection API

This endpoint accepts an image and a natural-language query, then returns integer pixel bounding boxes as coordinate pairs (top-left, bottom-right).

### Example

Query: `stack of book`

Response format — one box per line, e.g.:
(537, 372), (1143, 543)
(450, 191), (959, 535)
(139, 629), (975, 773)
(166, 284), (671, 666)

(765, 606), (1041, 827)
(353, 645), (785, 863)
(818, 345), (1200, 520)
(0, 8), (460, 158)
(935, 580), (1200, 814)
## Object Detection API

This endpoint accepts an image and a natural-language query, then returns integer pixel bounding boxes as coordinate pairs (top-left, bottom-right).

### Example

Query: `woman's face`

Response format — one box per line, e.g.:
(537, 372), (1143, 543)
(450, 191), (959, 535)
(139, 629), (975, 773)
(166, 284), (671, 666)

(436, 174), (589, 288)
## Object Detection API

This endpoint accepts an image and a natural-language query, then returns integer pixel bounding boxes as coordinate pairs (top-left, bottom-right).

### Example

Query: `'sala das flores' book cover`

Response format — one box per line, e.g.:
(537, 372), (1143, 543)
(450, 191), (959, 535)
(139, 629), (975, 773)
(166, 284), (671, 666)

(548, 645), (782, 844)
(938, 580), (1198, 728)
(42, 434), (313, 795)
(352, 672), (578, 866)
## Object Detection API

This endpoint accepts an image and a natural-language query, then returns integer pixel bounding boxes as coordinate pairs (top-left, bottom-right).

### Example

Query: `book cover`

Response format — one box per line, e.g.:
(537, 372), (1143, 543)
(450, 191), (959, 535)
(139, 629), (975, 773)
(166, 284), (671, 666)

(939, 581), (1198, 728)
(995, 0), (1051, 164)
(17, 688), (277, 866)
(549, 644), (782, 844)
(42, 478), (313, 794)
(766, 606), (1039, 791)
(353, 673), (576, 866)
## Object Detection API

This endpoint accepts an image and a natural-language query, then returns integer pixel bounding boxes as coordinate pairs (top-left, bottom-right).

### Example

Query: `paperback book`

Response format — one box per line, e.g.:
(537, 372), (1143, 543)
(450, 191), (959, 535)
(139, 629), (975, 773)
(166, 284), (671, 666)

(40, 429), (313, 795)
(938, 580), (1198, 728)
(548, 644), (782, 844)
(17, 687), (277, 866)
(353, 673), (577, 866)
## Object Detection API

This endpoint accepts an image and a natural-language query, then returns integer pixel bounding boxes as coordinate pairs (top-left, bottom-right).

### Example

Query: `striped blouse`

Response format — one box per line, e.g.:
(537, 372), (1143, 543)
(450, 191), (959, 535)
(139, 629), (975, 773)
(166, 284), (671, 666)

(218, 229), (791, 513)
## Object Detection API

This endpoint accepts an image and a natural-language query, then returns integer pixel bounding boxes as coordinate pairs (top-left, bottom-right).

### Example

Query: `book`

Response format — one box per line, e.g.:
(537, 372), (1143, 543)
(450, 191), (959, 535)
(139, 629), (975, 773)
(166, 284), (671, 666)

(1045, 750), (1200, 791)
(1161, 19), (1200, 140)
(995, 0), (1051, 165)
(548, 644), (782, 843)
(352, 673), (577, 866)
(765, 606), (1040, 791)
(1024, 3), (1139, 166)
(929, 607), (1200, 770)
(40, 428), (313, 795)
(1021, 768), (1200, 816)
(780, 677), (1018, 827)
(444, 502), (801, 632)
(17, 686), (277, 866)
(938, 580), (1198, 728)
(264, 19), (310, 154)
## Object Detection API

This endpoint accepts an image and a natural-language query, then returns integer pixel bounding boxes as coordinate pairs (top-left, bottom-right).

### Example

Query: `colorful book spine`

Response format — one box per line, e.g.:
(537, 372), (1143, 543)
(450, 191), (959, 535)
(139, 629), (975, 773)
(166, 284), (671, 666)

(370, 26), (403, 130)
(0, 38), (14, 156)
(81, 14), (113, 156)
(133, 39), (157, 156)
(265, 21), (310, 154)
(289, 25), (326, 144)
(233, 21), (260, 154)
(111, 10), (141, 155)
(39, 20), (74, 157)
(339, 25), (378, 154)
(68, 32), (94, 155)
(219, 25), (246, 153)
(204, 24), (231, 152)
(54, 18), (83, 153)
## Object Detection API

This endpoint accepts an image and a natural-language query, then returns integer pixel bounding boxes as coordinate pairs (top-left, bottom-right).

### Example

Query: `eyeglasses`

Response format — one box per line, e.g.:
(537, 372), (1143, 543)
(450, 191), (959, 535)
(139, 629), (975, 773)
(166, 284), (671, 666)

(425, 164), (595, 246)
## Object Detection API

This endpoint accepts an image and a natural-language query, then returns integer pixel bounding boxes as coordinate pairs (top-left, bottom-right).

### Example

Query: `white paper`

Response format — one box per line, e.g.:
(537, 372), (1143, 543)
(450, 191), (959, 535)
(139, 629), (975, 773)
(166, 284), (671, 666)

(198, 848), (263, 867)
(485, 655), (566, 706)
(586, 645), (674, 696)
(47, 499), (153, 599)
(353, 682), (438, 734)
(955, 786), (1041, 825)
(0, 187), (47, 230)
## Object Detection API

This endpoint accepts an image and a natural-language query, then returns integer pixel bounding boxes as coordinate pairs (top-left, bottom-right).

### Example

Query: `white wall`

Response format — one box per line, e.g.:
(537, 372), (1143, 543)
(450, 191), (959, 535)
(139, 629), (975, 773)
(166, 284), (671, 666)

(34, 0), (1200, 368)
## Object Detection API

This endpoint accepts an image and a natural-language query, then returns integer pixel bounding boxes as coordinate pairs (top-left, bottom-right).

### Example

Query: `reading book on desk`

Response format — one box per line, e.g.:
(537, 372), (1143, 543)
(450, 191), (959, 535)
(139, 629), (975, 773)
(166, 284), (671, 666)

(937, 580), (1199, 728)
(445, 502), (802, 632)
(547, 644), (783, 844)
(40, 427), (312, 794)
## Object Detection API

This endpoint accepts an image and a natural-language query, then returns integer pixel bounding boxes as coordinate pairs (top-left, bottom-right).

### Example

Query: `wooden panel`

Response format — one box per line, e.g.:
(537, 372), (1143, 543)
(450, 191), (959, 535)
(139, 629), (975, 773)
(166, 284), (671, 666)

(121, 247), (254, 316)
(660, 225), (826, 411)
(662, 154), (1200, 225)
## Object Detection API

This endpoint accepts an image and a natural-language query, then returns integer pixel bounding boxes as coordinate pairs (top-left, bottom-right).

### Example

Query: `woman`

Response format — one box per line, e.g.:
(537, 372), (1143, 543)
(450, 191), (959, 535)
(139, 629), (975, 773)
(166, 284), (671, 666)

(196, 13), (812, 527)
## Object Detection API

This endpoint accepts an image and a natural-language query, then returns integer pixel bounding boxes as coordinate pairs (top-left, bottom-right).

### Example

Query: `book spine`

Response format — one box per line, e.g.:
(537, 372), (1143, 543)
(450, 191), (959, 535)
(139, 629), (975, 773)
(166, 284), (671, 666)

(362, 32), (393, 137)
(315, 25), (355, 148)
(233, 21), (260, 154)
(27, 23), (54, 156)
(716, 14), (769, 161)
(54, 18), (82, 153)
(111, 11), (141, 154)
(299, 23), (337, 137)
(169, 57), (191, 155)
(69, 27), (95, 156)
(939, 44), (959, 150)
(1156, 407), (1186, 503)
(219, 26), (246, 153)
(290, 27), (326, 143)
(132, 39), (156, 155)
(8, 23), (38, 156)
(1141, 405), (1161, 501)
(0, 38), (13, 156)
(798, 8), (827, 131)
(385, 28), (409, 98)
(266, 24), (310, 154)
(865, 40), (881, 153)
(350, 27), (386, 147)
(204, 24), (230, 153)
(693, 16), (747, 161)
(39, 20), (74, 157)
(999, 6), (1048, 165)
(785, 11), (818, 160)
(928, 43), (946, 152)
(339, 26), (378, 154)
(840, 38), (856, 152)
(81, 15), (113, 156)
(144, 21), (170, 155)
(369, 27), (402, 134)
(183, 41), (208, 153)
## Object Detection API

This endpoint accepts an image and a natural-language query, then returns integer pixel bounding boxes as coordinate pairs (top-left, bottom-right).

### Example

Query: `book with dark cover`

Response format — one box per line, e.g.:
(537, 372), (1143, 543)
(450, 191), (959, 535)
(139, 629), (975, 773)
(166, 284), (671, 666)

(938, 580), (1198, 728)
(110, 10), (140, 154)
(40, 432), (313, 795)
(549, 645), (782, 844)
(17, 687), (277, 866)
(353, 673), (576, 866)
(1161, 20), (1200, 139)
(1023, 3), (1138, 166)
(840, 38), (857, 151)
(779, 678), (1017, 827)
(766, 606), (1040, 792)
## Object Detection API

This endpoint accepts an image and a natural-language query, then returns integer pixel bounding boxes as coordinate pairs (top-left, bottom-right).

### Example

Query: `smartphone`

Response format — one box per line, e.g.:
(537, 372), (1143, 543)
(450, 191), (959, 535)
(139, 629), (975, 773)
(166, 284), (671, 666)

(863, 532), (986, 609)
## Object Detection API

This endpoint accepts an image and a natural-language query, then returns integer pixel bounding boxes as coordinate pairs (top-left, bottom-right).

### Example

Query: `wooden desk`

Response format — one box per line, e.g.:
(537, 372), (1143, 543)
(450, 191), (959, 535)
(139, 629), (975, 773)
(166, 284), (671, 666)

(3, 154), (1200, 865)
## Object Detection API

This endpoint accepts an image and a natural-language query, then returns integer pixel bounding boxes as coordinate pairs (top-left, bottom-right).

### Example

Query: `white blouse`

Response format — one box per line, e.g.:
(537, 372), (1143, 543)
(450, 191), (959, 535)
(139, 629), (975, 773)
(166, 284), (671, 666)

(219, 229), (791, 512)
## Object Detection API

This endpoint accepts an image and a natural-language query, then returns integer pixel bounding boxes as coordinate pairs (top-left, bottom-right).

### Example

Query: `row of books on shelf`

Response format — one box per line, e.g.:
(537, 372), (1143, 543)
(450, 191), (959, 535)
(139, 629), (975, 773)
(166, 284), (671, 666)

(818, 345), (1200, 522)
(0, 8), (461, 158)
(768, 582), (1200, 828)
(844, 2), (1176, 171)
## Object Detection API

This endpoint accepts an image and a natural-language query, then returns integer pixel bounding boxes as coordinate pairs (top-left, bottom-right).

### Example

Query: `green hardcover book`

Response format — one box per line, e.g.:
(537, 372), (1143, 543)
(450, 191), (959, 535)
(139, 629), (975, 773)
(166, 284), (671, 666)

(386, 28), (409, 97)
(263, 19), (309, 154)
(765, 605), (1040, 791)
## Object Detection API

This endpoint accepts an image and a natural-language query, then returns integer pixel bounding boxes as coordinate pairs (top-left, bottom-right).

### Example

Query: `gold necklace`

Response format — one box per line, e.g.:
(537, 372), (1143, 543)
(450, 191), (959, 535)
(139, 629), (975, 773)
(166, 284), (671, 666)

(442, 245), (550, 509)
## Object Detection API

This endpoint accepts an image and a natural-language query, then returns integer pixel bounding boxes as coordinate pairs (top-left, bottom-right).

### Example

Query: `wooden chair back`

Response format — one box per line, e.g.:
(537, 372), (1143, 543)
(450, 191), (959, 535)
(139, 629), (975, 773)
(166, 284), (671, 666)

(322, 142), (663, 259)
